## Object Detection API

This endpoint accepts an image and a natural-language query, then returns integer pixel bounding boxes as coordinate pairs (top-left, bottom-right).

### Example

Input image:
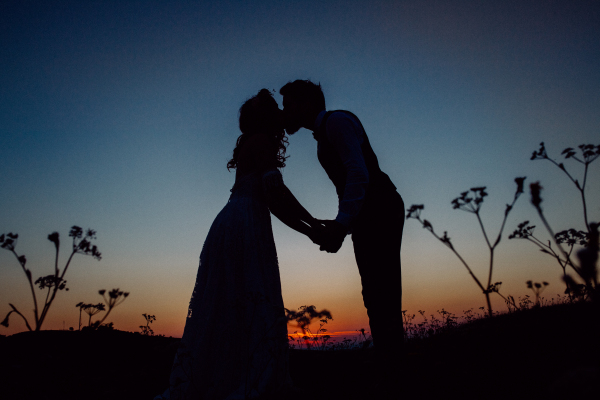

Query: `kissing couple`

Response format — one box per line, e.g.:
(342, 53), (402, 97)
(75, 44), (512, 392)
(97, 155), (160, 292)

(157, 80), (404, 399)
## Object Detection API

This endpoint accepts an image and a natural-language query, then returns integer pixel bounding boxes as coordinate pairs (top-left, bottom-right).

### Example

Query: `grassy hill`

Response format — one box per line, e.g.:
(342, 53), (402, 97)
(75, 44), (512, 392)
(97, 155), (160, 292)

(1, 302), (598, 400)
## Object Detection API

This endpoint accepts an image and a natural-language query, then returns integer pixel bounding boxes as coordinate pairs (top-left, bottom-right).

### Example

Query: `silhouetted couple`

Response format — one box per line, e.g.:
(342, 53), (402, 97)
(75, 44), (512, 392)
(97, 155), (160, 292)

(157, 80), (404, 399)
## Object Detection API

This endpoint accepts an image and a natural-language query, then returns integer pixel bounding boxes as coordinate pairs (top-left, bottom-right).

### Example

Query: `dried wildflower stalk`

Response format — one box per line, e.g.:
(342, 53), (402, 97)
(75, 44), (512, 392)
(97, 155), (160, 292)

(407, 177), (526, 317)
(1, 226), (102, 331)
(512, 143), (599, 299)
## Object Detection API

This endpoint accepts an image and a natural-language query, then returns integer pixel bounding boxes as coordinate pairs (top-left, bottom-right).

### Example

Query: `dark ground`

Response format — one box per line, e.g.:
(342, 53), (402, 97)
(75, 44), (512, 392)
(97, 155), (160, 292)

(1, 302), (598, 400)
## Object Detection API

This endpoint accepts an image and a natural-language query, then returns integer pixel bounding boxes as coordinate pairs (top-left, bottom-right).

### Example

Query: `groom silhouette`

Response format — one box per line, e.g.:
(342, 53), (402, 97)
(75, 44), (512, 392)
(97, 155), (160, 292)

(280, 80), (405, 383)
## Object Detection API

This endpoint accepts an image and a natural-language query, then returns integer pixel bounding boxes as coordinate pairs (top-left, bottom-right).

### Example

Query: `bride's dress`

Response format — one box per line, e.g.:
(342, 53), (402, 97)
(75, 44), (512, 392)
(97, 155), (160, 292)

(159, 169), (291, 400)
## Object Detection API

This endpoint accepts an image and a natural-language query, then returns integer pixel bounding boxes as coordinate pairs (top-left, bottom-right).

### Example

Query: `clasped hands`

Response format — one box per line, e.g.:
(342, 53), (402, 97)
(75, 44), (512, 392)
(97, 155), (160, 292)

(309, 219), (348, 253)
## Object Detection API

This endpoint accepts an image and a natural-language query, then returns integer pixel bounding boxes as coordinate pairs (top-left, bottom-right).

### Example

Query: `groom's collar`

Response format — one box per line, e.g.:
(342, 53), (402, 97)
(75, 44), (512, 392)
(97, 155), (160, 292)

(311, 110), (328, 141)
(313, 110), (327, 131)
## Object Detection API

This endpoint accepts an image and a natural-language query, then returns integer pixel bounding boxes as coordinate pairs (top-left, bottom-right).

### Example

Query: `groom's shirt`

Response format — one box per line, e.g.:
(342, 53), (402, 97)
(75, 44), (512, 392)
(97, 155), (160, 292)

(314, 110), (369, 228)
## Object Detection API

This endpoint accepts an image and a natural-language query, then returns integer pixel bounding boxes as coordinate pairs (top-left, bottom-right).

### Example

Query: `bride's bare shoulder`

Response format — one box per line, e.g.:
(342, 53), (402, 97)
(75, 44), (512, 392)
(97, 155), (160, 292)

(238, 134), (277, 170)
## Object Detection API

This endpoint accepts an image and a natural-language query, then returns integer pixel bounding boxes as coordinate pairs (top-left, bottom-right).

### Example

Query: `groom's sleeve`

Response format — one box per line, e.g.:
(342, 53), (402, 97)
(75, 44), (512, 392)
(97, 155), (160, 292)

(325, 112), (369, 229)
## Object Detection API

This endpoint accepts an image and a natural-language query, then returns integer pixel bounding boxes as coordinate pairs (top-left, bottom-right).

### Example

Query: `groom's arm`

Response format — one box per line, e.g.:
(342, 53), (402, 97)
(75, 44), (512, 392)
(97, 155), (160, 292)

(326, 112), (369, 229)
(314, 112), (369, 253)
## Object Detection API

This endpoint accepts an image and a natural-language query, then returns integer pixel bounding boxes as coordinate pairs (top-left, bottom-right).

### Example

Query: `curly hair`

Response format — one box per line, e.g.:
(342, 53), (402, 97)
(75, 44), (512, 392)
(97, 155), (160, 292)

(227, 89), (288, 170)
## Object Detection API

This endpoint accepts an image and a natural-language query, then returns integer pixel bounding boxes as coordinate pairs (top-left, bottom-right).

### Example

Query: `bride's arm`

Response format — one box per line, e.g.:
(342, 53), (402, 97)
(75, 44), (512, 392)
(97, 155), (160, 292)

(262, 170), (319, 238)
(244, 133), (320, 238)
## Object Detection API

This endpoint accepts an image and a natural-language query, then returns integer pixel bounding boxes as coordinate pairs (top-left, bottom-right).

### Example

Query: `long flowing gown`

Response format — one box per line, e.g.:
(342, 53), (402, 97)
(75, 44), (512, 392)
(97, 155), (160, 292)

(159, 169), (291, 400)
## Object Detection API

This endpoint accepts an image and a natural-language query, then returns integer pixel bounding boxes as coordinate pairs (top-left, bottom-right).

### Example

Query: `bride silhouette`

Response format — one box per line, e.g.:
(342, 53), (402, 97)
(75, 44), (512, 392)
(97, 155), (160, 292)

(157, 89), (321, 399)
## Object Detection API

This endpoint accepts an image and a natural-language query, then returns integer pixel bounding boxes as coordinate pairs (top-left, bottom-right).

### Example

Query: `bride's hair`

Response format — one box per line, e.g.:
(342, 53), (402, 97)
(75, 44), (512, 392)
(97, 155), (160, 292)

(227, 89), (288, 170)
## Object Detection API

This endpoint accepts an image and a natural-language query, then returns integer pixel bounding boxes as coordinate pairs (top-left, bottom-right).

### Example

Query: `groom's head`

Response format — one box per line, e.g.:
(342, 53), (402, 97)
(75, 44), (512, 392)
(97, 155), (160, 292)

(280, 80), (325, 134)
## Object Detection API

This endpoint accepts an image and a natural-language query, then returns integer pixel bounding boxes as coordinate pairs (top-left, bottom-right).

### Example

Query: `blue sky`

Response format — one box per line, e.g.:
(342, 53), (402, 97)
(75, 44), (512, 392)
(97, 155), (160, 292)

(1, 0), (599, 336)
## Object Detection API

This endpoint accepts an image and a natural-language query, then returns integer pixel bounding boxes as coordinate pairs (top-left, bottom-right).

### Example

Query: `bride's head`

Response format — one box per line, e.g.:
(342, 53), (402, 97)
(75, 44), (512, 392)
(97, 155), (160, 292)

(228, 89), (288, 170)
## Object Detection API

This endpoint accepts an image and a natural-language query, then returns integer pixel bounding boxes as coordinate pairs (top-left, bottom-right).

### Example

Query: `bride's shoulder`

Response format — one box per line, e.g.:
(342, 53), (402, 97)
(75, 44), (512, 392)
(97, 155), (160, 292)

(240, 134), (276, 154)
(238, 134), (278, 169)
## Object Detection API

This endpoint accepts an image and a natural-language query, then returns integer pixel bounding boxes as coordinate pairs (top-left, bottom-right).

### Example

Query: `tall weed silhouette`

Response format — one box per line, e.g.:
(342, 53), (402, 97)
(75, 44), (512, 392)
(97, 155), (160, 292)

(407, 177), (526, 317)
(529, 182), (598, 300)
(511, 143), (599, 300)
(95, 289), (129, 328)
(76, 302), (105, 328)
(140, 313), (156, 336)
(1, 226), (101, 331)
(75, 289), (129, 331)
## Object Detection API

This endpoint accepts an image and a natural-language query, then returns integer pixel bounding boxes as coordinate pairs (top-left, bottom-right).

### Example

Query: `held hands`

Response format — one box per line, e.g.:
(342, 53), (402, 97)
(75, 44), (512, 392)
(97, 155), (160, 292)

(308, 219), (348, 253)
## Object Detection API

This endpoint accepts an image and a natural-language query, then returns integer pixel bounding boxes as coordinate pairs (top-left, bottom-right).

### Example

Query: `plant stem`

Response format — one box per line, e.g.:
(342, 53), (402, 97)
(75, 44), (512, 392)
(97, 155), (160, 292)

(580, 162), (589, 231)
(38, 248), (78, 329)
(475, 211), (492, 249)
(10, 249), (38, 330)
(484, 292), (492, 318)
(8, 305), (33, 331)
(54, 241), (59, 277)
(534, 206), (582, 281)
(487, 249), (495, 295)
(421, 219), (486, 293)
(546, 155), (590, 232)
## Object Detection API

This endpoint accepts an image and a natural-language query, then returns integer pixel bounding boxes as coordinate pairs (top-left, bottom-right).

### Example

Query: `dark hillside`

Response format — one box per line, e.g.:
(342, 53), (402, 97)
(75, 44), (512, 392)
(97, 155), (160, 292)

(1, 302), (598, 400)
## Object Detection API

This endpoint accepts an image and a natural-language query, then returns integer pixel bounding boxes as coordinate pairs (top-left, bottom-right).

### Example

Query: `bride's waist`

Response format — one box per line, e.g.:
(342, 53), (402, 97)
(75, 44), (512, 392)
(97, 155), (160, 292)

(229, 181), (264, 199)
(228, 191), (267, 202)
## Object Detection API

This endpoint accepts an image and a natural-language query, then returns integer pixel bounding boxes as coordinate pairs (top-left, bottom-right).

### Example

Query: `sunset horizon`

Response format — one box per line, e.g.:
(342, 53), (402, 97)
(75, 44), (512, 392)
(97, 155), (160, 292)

(1, 0), (598, 383)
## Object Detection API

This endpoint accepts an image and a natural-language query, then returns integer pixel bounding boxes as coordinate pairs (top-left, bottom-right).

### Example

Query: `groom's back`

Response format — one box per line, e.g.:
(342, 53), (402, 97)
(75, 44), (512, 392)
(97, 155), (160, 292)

(316, 110), (397, 202)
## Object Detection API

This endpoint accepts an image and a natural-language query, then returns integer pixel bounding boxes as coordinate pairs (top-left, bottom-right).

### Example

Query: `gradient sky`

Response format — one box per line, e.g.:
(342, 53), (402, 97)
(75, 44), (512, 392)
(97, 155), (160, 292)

(1, 0), (599, 338)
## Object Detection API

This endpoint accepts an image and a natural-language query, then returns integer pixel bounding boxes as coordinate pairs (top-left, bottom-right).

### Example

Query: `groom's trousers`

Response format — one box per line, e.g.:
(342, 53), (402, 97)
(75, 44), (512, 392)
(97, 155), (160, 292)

(352, 189), (404, 365)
